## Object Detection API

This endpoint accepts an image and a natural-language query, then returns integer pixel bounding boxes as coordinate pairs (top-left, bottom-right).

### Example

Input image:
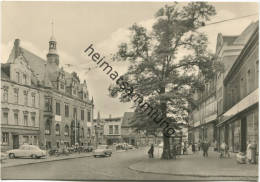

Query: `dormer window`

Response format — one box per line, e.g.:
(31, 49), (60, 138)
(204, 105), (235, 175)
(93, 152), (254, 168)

(16, 72), (20, 83)
(23, 74), (27, 85)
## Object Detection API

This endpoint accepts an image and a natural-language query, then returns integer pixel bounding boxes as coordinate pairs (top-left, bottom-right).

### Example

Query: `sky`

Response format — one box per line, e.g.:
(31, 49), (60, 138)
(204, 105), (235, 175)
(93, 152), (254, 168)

(1, 1), (259, 118)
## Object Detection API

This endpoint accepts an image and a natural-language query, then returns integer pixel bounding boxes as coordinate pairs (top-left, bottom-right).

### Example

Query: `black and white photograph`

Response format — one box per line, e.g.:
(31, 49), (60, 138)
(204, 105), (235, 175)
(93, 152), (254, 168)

(0, 1), (259, 181)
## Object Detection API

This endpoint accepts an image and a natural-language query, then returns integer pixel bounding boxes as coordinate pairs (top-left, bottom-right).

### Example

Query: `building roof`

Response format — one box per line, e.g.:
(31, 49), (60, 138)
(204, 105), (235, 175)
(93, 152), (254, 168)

(122, 112), (135, 127)
(224, 23), (259, 84)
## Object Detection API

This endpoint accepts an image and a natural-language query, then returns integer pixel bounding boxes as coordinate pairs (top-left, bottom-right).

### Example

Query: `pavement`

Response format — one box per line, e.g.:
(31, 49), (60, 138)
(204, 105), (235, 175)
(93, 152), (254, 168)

(1, 149), (127, 168)
(1, 147), (257, 181)
(129, 149), (258, 177)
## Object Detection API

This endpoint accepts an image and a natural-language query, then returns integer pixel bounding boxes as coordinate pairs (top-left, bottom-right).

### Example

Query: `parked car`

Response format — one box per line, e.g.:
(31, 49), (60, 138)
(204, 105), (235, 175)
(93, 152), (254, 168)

(7, 144), (47, 159)
(125, 144), (135, 150)
(83, 145), (94, 152)
(1, 152), (8, 162)
(93, 145), (112, 157)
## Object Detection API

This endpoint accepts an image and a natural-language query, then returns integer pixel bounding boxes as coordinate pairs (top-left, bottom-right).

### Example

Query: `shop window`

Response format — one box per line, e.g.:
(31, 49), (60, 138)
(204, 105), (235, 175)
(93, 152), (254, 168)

(2, 132), (9, 145)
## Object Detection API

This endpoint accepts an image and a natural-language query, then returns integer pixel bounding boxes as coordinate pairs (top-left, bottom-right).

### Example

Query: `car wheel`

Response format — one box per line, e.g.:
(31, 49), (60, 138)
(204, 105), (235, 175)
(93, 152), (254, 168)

(9, 153), (15, 159)
(31, 154), (37, 159)
(94, 155), (97, 158)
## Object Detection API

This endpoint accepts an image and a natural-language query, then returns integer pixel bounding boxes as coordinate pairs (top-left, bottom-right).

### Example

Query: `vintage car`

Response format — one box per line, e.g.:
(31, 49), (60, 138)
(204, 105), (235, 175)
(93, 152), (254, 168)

(93, 145), (112, 157)
(7, 144), (47, 159)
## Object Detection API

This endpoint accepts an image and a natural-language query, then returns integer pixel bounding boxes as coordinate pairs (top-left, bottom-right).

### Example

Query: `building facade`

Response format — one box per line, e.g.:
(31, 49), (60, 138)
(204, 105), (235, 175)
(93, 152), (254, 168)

(2, 32), (94, 150)
(217, 24), (258, 153)
(1, 44), (41, 151)
(189, 22), (258, 148)
(103, 116), (122, 145)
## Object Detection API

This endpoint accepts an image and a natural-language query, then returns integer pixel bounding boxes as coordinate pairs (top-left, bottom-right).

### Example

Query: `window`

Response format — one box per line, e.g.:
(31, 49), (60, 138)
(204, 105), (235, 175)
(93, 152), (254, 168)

(14, 112), (19, 125)
(56, 102), (60, 115)
(2, 132), (9, 145)
(247, 69), (251, 94)
(81, 127), (84, 138)
(115, 125), (119, 134)
(23, 74), (27, 84)
(24, 91), (28, 106)
(14, 88), (19, 104)
(24, 114), (28, 126)
(109, 125), (113, 134)
(55, 124), (60, 135)
(45, 120), (51, 134)
(23, 136), (29, 144)
(87, 111), (91, 122)
(3, 87), (8, 102)
(60, 83), (64, 90)
(73, 108), (77, 119)
(256, 61), (259, 87)
(65, 104), (69, 117)
(32, 94), (36, 107)
(81, 110), (84, 120)
(2, 112), (8, 124)
(16, 72), (20, 83)
(65, 125), (69, 136)
(44, 97), (52, 112)
(31, 115), (36, 127)
(88, 128), (91, 137)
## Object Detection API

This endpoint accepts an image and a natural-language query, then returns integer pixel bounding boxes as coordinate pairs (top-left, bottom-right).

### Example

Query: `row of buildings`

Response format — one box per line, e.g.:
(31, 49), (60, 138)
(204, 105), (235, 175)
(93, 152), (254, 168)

(93, 112), (161, 147)
(189, 22), (258, 153)
(1, 33), (95, 151)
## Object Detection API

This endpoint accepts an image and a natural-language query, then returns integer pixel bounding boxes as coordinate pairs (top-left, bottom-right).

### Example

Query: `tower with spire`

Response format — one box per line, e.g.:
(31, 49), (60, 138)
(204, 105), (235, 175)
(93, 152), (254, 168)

(47, 20), (59, 67)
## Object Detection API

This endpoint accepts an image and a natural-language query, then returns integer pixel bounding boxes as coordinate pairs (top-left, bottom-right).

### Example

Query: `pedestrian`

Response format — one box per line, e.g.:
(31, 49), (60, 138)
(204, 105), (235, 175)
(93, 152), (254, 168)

(148, 144), (154, 158)
(198, 140), (201, 151)
(247, 140), (252, 163)
(202, 140), (209, 157)
(192, 143), (195, 153)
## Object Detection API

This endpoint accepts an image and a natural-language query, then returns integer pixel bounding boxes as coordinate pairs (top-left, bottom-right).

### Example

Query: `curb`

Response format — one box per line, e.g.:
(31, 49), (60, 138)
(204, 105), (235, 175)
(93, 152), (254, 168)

(2, 154), (92, 168)
(128, 163), (258, 178)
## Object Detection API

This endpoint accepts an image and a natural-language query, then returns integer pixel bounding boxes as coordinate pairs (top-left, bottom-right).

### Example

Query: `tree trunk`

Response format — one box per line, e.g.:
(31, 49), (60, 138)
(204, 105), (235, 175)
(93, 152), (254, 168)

(161, 132), (173, 159)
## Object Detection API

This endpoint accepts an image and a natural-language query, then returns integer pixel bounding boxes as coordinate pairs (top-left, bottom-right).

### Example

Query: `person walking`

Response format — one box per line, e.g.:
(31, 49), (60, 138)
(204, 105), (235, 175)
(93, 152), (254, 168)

(192, 143), (195, 153)
(148, 144), (154, 158)
(202, 140), (209, 157)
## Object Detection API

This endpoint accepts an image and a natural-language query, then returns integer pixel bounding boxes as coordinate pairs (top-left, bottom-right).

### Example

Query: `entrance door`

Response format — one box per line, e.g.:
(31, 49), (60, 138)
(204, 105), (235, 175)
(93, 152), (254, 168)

(241, 117), (247, 152)
(12, 135), (19, 149)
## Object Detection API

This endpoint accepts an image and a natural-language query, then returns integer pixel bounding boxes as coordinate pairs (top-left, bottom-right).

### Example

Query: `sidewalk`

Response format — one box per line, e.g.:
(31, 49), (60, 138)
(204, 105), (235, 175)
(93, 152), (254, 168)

(129, 151), (258, 177)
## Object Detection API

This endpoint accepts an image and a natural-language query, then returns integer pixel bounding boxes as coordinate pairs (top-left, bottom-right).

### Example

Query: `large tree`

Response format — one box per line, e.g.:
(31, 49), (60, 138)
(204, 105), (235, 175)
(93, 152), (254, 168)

(109, 2), (222, 159)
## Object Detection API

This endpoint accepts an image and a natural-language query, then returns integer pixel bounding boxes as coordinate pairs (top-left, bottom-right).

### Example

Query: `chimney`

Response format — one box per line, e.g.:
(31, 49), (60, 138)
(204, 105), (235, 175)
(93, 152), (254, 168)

(14, 39), (21, 58)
